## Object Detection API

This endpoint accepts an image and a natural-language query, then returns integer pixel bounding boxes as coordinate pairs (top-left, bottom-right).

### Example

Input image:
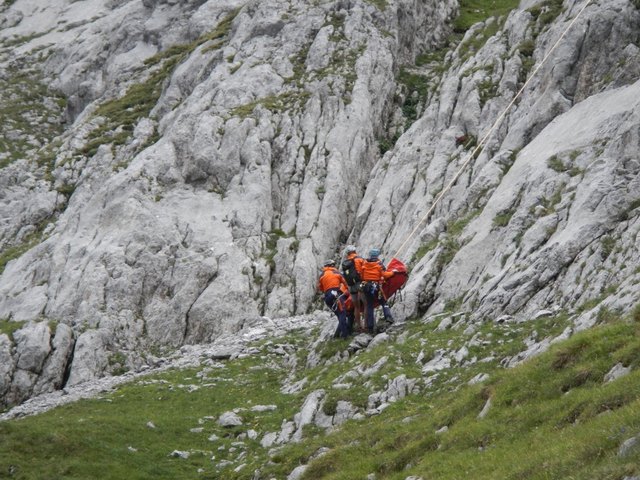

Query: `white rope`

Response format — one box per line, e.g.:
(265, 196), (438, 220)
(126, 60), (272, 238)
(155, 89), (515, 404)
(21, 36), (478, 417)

(392, 0), (593, 259)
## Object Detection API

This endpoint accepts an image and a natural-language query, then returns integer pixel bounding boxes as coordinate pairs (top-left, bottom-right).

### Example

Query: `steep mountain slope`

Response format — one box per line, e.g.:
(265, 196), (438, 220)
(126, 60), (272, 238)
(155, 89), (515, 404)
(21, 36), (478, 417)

(358, 0), (640, 326)
(1, 0), (640, 409)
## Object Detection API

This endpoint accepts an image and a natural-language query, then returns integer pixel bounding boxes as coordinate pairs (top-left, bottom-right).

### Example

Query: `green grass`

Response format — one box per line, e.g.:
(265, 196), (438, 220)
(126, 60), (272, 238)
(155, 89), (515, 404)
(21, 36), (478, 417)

(527, 0), (565, 27)
(0, 354), (302, 479)
(0, 319), (26, 340)
(267, 317), (640, 480)
(397, 68), (431, 127)
(547, 154), (568, 172)
(363, 0), (387, 11)
(412, 238), (439, 264)
(2, 309), (639, 480)
(492, 207), (515, 228)
(454, 0), (520, 33)
(231, 91), (311, 118)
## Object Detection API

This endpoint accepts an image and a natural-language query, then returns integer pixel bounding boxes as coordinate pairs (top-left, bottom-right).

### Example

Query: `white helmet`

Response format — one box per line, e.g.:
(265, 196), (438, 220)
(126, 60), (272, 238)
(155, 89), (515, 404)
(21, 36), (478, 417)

(345, 245), (357, 254)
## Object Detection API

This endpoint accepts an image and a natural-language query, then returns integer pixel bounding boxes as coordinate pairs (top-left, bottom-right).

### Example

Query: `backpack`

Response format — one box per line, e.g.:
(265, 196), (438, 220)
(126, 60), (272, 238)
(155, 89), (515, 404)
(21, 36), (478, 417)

(341, 257), (361, 286)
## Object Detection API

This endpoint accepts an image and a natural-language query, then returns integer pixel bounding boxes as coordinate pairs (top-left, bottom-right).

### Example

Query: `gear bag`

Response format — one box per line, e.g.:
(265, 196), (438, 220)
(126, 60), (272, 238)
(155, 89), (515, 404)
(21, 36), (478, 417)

(341, 257), (361, 287)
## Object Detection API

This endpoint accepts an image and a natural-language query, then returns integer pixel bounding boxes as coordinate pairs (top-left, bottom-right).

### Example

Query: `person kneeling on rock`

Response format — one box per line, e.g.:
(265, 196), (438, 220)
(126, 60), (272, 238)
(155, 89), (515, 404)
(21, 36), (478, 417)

(317, 260), (350, 338)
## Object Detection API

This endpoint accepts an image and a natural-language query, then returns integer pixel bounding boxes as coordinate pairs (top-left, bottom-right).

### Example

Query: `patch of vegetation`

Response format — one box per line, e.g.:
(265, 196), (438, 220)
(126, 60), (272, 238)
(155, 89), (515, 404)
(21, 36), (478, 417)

(443, 295), (465, 312)
(415, 46), (451, 72)
(535, 182), (564, 214)
(231, 91), (311, 118)
(108, 352), (129, 376)
(547, 154), (568, 173)
(412, 238), (439, 264)
(0, 353), (302, 479)
(0, 319), (26, 340)
(527, 0), (565, 26)
(0, 67), (66, 169)
(270, 316), (640, 480)
(81, 9), (239, 158)
(397, 68), (430, 128)
(378, 131), (401, 155)
(600, 235), (616, 260)
(412, 210), (479, 266)
(492, 207), (516, 228)
(457, 17), (504, 61)
(517, 38), (537, 83)
(438, 236), (461, 267)
(453, 0), (520, 33)
(517, 0), (565, 85)
(448, 210), (480, 236)
(262, 229), (295, 270)
(363, 0), (387, 11)
(0, 219), (51, 275)
(478, 78), (498, 108)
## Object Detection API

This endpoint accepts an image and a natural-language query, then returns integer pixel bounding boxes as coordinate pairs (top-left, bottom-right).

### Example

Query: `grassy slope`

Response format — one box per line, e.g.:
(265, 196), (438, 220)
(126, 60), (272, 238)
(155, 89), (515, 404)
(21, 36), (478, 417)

(291, 318), (640, 480)
(1, 311), (639, 480)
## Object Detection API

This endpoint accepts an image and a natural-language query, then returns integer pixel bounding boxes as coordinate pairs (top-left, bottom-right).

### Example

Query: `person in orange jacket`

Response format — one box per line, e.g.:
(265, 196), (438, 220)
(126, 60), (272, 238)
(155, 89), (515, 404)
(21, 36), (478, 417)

(360, 248), (396, 334)
(317, 260), (350, 338)
(341, 245), (365, 332)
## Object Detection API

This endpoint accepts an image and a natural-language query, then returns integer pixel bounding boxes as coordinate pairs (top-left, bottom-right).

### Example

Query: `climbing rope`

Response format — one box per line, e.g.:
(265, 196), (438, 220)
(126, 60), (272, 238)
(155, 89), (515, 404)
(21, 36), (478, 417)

(392, 0), (593, 260)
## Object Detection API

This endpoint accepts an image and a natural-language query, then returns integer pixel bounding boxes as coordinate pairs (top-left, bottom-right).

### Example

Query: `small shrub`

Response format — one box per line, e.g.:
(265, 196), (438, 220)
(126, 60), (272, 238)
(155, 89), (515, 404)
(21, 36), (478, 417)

(322, 396), (339, 416)
(547, 155), (567, 172)
(518, 39), (536, 57)
(478, 79), (498, 108)
(600, 236), (615, 260)
(439, 236), (460, 266)
(493, 209), (515, 227)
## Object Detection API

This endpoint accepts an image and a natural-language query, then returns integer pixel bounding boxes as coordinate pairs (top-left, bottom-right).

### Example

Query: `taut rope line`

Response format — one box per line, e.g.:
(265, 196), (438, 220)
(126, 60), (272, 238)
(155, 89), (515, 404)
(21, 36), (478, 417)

(392, 0), (593, 260)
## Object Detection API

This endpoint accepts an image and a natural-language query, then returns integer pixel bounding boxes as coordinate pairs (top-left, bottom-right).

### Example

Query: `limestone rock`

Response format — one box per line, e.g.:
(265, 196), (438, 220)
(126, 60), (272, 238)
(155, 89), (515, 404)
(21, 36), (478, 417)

(33, 323), (75, 396)
(218, 411), (243, 427)
(0, 335), (15, 403)
(368, 374), (417, 409)
(292, 389), (325, 442)
(287, 465), (308, 480)
(66, 330), (110, 386)
(13, 322), (51, 373)
(618, 436), (640, 458)
(604, 363), (631, 383)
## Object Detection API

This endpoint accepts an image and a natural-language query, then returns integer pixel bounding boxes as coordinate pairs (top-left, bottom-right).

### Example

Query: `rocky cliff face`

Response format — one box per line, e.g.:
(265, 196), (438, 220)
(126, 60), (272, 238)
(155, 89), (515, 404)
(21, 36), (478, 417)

(1, 0), (639, 407)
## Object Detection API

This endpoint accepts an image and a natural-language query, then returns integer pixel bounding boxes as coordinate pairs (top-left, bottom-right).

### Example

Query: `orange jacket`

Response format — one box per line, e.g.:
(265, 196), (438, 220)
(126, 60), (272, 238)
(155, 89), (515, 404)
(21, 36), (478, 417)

(317, 267), (348, 293)
(361, 259), (394, 282)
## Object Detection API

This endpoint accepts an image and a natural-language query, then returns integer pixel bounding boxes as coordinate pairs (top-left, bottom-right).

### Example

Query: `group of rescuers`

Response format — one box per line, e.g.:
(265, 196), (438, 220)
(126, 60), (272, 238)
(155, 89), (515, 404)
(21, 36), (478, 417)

(317, 245), (400, 338)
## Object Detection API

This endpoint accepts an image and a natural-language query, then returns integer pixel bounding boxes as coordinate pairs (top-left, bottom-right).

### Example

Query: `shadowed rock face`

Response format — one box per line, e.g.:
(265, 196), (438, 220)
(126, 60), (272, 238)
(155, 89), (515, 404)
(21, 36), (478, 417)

(1, 0), (639, 405)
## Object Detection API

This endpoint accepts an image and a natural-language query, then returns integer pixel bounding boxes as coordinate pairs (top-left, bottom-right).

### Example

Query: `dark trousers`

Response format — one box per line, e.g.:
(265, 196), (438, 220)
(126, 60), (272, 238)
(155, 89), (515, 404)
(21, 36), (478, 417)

(362, 282), (394, 334)
(324, 289), (349, 338)
(362, 282), (378, 333)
